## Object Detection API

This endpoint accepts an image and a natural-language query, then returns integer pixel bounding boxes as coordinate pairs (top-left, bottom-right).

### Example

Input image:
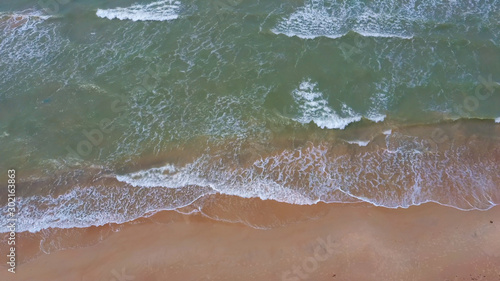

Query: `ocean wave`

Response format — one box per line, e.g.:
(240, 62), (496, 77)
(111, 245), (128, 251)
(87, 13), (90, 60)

(290, 80), (362, 129)
(0, 10), (53, 20)
(115, 163), (210, 188)
(116, 132), (500, 211)
(0, 9), (69, 92)
(271, 0), (344, 39)
(2, 127), (499, 233)
(9, 182), (213, 233)
(272, 0), (414, 40)
(272, 0), (499, 40)
(0, 10), (52, 31)
(96, 0), (181, 21)
(346, 140), (371, 147)
(287, 80), (388, 129)
(437, 116), (500, 124)
(117, 154), (319, 205)
(366, 114), (386, 123)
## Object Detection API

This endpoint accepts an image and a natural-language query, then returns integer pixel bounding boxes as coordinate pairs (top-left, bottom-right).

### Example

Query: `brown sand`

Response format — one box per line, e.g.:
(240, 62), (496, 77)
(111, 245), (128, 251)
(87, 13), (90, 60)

(1, 196), (500, 281)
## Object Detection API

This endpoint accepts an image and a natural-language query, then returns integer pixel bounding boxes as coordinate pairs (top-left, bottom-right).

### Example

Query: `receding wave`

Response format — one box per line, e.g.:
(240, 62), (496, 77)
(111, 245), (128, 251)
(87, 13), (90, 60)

(11, 180), (214, 233)
(116, 132), (500, 211)
(4, 121), (499, 233)
(96, 0), (181, 21)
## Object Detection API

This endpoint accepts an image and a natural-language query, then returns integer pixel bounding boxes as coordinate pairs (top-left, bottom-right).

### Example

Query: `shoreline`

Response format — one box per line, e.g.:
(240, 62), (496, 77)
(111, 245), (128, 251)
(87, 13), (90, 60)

(2, 194), (499, 236)
(1, 119), (499, 233)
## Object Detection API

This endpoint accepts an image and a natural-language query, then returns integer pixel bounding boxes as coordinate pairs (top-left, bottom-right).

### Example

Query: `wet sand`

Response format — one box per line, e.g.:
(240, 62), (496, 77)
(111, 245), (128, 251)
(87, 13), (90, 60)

(1, 196), (500, 281)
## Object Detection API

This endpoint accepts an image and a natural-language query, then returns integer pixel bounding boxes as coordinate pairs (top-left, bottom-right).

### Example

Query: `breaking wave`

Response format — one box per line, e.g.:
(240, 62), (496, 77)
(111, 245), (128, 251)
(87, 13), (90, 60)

(272, 0), (414, 39)
(291, 80), (362, 129)
(96, 0), (181, 21)
(287, 80), (386, 129)
(272, 0), (500, 40)
(3, 126), (499, 233)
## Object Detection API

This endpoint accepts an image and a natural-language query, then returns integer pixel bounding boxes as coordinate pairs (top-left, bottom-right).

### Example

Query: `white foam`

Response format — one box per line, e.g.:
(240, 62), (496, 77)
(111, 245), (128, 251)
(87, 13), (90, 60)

(346, 140), (370, 147)
(115, 138), (499, 212)
(353, 30), (413, 39)
(272, 0), (414, 40)
(0, 9), (72, 89)
(0, 10), (52, 32)
(96, 0), (181, 21)
(273, 0), (500, 41)
(116, 156), (318, 205)
(115, 162), (210, 188)
(0, 9), (52, 21)
(383, 129), (392, 135)
(495, 117), (500, 123)
(367, 114), (386, 123)
(4, 183), (213, 233)
(2, 135), (499, 233)
(291, 80), (362, 129)
(351, 8), (413, 39)
(271, 0), (344, 39)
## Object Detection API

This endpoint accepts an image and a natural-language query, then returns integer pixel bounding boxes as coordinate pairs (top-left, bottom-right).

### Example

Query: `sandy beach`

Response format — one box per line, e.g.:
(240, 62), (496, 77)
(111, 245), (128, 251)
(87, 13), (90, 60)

(2, 195), (499, 281)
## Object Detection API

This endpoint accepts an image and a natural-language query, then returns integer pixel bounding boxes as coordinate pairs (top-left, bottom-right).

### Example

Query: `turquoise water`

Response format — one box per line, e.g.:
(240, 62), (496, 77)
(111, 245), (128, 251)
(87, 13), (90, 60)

(0, 0), (499, 232)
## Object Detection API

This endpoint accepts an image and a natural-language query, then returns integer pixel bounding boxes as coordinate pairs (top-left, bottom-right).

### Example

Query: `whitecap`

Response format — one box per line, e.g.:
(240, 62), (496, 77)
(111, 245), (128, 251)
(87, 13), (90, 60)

(96, 0), (181, 21)
(272, 0), (414, 40)
(291, 80), (362, 129)
(346, 140), (370, 146)
(367, 113), (386, 123)
(271, 0), (345, 39)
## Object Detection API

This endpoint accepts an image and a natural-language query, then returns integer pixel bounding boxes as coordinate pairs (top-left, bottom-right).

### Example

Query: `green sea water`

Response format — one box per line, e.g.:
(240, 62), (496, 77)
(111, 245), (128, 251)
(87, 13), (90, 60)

(0, 0), (499, 232)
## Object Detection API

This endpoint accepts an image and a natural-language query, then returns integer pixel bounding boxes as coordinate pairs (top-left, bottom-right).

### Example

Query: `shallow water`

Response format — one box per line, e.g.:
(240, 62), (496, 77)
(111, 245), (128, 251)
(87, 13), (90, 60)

(0, 0), (499, 232)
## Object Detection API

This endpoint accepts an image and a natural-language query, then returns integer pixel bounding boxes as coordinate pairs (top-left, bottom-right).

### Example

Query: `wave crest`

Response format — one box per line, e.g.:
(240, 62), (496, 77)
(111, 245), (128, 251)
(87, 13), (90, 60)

(290, 80), (362, 129)
(272, 0), (414, 39)
(96, 0), (181, 21)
